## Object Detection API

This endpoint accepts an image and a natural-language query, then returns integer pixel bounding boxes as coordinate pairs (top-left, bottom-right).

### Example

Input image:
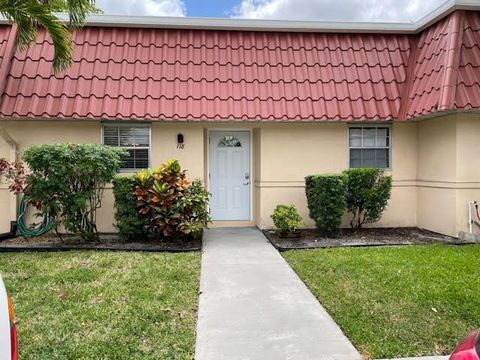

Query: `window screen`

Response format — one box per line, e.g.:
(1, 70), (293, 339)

(349, 126), (390, 169)
(103, 125), (150, 169)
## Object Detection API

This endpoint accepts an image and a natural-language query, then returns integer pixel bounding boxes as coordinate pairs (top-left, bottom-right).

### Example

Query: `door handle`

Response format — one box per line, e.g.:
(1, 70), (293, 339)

(243, 181), (250, 185)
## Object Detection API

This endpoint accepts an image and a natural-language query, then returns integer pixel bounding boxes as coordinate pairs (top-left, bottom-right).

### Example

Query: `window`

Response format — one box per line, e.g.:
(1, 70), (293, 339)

(349, 126), (390, 168)
(218, 136), (242, 147)
(103, 125), (150, 170)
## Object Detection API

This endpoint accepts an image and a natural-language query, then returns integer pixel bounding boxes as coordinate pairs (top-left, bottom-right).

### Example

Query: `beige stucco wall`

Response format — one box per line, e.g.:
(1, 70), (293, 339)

(384, 122), (418, 228)
(0, 121), (101, 232)
(97, 123), (206, 232)
(416, 112), (480, 236)
(1, 113), (479, 237)
(255, 122), (418, 229)
(416, 116), (458, 235)
(253, 114), (478, 236)
(0, 121), (206, 233)
(150, 123), (205, 179)
(256, 123), (345, 228)
(0, 185), (10, 233)
(0, 136), (12, 233)
(0, 121), (102, 233)
(455, 114), (480, 234)
(253, 127), (261, 226)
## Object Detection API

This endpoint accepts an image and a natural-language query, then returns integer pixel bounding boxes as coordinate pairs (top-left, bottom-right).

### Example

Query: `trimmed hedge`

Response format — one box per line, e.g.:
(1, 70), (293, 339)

(305, 174), (346, 237)
(112, 176), (147, 242)
(343, 168), (392, 229)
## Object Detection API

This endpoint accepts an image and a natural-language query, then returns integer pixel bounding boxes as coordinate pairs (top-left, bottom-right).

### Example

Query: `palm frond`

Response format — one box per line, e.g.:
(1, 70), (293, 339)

(65, 0), (94, 28)
(0, 0), (95, 73)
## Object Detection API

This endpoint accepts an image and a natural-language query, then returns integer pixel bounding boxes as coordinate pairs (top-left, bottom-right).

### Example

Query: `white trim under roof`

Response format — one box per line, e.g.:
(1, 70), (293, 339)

(0, 0), (479, 33)
(65, 15), (419, 34)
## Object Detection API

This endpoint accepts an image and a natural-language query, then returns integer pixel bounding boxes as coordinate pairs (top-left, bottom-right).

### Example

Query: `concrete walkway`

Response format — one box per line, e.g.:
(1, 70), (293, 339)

(195, 227), (362, 360)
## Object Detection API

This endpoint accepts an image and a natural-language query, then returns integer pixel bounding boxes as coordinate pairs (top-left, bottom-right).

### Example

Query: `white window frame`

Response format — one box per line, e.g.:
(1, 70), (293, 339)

(348, 124), (392, 170)
(101, 123), (151, 171)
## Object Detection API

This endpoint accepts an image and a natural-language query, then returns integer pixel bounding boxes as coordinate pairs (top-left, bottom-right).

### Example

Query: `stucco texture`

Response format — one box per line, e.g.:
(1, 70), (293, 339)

(415, 113), (480, 236)
(0, 121), (205, 233)
(0, 113), (479, 237)
(253, 122), (418, 230)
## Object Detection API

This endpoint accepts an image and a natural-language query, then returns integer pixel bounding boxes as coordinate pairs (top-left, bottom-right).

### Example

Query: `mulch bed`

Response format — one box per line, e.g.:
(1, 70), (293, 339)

(0, 233), (202, 252)
(263, 227), (469, 251)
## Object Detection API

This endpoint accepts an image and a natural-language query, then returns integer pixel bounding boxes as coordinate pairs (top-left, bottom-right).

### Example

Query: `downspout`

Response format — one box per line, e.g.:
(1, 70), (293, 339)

(0, 25), (18, 240)
(468, 201), (475, 234)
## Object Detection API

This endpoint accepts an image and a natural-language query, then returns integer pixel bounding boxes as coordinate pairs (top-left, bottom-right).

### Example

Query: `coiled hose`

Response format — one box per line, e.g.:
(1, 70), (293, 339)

(17, 197), (54, 238)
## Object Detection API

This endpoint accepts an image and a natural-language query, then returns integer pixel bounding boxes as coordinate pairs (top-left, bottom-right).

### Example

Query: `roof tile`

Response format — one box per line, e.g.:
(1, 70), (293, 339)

(0, 10), (478, 121)
(0, 25), (410, 121)
(455, 11), (480, 109)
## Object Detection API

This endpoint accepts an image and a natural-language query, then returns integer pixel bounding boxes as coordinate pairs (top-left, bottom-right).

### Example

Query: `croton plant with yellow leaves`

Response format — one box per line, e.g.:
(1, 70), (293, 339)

(134, 159), (211, 240)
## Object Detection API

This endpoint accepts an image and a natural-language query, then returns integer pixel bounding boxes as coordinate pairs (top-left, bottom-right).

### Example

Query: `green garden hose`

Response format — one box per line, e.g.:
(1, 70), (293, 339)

(17, 197), (54, 238)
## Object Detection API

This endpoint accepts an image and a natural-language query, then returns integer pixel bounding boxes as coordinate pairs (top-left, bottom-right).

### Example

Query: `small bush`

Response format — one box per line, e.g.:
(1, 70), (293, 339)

(271, 205), (304, 236)
(343, 168), (392, 229)
(305, 174), (346, 237)
(112, 176), (147, 242)
(135, 159), (211, 240)
(182, 179), (211, 237)
(22, 144), (126, 241)
(0, 158), (26, 194)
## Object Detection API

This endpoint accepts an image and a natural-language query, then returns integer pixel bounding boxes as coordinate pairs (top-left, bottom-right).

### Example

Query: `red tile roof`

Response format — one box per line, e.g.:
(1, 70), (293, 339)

(0, 10), (478, 122)
(0, 27), (13, 68)
(404, 14), (454, 118)
(455, 11), (480, 111)
(404, 10), (480, 119)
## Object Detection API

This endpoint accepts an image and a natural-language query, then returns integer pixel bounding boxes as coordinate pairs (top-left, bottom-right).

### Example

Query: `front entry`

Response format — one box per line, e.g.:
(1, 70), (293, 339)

(209, 131), (251, 221)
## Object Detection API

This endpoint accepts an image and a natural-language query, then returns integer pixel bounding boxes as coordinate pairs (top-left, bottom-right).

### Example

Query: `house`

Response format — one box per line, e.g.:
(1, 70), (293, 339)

(0, 0), (479, 238)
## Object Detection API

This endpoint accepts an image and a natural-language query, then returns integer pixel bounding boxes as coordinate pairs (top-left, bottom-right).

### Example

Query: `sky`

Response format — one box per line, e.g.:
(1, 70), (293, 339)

(95, 0), (448, 22)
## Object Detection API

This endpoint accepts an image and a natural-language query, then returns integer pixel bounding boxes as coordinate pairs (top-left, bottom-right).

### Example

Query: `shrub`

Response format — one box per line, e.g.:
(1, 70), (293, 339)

(0, 158), (26, 194)
(134, 159), (210, 240)
(305, 174), (346, 237)
(343, 168), (392, 229)
(112, 176), (147, 242)
(22, 144), (126, 242)
(271, 205), (304, 236)
(181, 179), (211, 237)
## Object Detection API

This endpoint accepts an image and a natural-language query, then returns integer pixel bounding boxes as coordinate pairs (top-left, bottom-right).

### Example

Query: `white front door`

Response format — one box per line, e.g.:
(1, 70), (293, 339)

(209, 131), (251, 221)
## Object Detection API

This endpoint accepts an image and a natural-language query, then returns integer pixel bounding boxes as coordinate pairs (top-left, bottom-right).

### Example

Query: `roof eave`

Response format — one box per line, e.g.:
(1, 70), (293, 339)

(58, 15), (419, 34)
(0, 0), (476, 34)
(414, 0), (480, 32)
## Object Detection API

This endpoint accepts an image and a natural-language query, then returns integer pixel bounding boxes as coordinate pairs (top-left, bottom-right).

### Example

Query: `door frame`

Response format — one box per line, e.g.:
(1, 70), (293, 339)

(207, 128), (253, 222)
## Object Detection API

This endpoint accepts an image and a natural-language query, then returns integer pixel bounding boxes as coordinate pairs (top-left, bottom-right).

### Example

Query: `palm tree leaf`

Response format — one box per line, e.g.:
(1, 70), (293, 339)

(0, 0), (95, 72)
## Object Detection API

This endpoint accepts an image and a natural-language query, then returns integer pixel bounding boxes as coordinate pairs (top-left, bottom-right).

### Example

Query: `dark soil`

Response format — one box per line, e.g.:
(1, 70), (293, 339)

(263, 227), (467, 251)
(0, 233), (202, 252)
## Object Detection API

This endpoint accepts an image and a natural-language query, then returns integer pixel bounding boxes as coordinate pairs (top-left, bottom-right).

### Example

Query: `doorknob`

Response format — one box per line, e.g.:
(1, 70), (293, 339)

(243, 181), (250, 185)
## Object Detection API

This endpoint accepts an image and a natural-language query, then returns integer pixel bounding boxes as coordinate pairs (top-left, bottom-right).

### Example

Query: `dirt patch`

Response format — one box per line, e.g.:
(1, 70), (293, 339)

(263, 227), (467, 251)
(0, 233), (201, 252)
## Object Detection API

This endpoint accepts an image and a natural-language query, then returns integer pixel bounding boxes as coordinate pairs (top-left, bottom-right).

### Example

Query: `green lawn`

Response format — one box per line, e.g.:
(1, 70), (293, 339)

(0, 251), (201, 360)
(283, 244), (480, 359)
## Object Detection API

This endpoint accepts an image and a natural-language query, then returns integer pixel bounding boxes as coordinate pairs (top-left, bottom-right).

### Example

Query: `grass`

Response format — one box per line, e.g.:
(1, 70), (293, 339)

(283, 244), (480, 359)
(0, 251), (201, 360)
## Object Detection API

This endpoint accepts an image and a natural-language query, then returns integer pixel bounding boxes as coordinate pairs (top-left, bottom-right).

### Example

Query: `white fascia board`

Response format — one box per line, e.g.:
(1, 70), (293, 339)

(0, 0), (479, 34)
(414, 0), (480, 32)
(74, 0), (480, 34)
(69, 14), (418, 34)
